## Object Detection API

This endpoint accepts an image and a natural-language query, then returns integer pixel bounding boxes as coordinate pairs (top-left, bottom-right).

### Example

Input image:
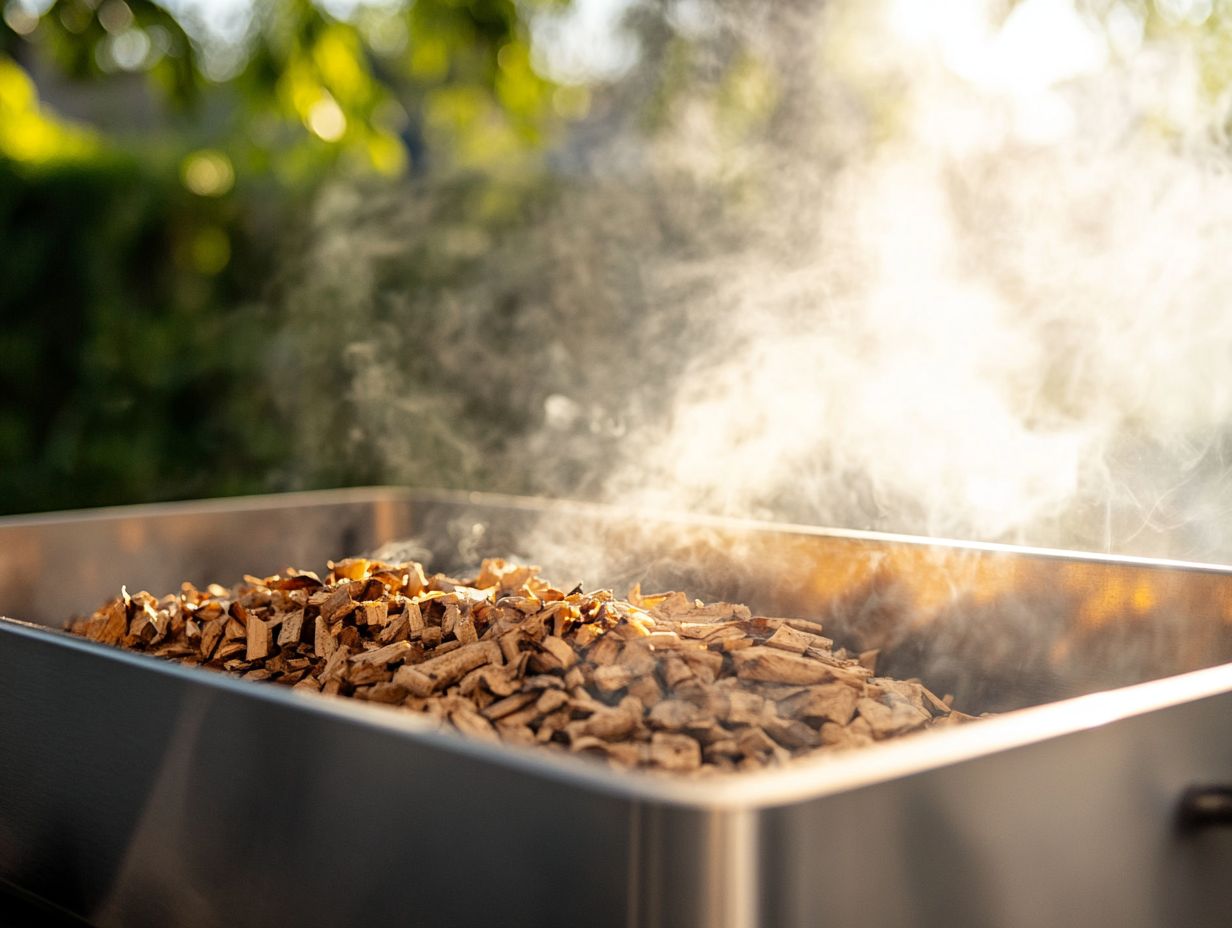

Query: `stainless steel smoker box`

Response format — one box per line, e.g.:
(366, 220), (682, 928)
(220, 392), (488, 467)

(1, 487), (1230, 928)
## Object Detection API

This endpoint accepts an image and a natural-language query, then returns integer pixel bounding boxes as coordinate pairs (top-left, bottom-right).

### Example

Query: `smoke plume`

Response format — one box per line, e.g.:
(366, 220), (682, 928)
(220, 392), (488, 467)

(271, 0), (1232, 564)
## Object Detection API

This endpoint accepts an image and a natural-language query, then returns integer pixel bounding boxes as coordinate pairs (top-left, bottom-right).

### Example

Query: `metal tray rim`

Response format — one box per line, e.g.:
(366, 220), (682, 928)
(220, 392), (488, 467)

(5, 615), (1229, 811)
(7, 484), (1232, 577)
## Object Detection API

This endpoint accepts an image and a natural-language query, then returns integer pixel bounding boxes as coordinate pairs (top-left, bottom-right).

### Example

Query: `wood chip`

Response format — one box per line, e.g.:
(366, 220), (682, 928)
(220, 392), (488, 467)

(592, 664), (632, 693)
(539, 635), (577, 668)
(318, 585), (354, 623)
(319, 644), (350, 684)
(276, 609), (304, 648)
(856, 695), (931, 738)
(648, 699), (707, 731)
(358, 600), (389, 627)
(649, 732), (701, 771)
(245, 617), (271, 662)
(393, 640), (501, 697)
(199, 618), (224, 660)
(777, 683), (860, 725)
(483, 691), (539, 721)
(314, 615), (336, 661)
(731, 647), (838, 685)
(405, 601), (425, 634)
(351, 640), (413, 666)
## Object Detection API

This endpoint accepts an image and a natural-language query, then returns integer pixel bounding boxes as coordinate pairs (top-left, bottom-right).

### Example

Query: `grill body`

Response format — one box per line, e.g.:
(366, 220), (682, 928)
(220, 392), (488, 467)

(1, 488), (1229, 928)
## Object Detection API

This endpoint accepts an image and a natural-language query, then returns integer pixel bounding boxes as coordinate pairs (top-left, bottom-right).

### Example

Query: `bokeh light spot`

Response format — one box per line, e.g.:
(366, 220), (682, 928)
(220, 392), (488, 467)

(3, 1), (38, 35)
(98, 0), (133, 35)
(109, 28), (152, 71)
(181, 149), (235, 197)
(307, 95), (347, 141)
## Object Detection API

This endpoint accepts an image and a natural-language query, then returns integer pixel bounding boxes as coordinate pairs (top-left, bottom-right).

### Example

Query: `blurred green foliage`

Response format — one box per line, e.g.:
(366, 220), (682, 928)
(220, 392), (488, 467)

(0, 153), (280, 511)
(6, 0), (1218, 516)
(0, 0), (567, 514)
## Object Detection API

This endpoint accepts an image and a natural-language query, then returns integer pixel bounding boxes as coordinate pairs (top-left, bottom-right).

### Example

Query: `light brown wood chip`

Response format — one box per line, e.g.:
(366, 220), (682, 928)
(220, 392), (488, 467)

(245, 617), (271, 662)
(393, 640), (502, 697)
(731, 647), (838, 685)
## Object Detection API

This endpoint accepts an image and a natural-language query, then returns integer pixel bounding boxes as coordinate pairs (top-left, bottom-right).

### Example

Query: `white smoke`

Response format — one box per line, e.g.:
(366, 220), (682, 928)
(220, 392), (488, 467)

(278, 0), (1232, 563)
(590, 0), (1232, 559)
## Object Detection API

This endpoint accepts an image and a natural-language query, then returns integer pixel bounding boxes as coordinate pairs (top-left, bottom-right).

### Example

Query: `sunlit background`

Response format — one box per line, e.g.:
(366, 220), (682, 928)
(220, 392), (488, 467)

(5, 0), (1232, 563)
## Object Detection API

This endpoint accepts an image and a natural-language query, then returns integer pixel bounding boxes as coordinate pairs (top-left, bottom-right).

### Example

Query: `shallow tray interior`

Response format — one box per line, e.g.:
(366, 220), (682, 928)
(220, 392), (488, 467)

(2, 487), (1231, 714)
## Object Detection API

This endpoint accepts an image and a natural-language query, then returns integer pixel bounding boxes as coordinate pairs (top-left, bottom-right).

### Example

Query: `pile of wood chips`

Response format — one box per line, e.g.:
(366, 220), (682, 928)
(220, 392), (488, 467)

(69, 556), (978, 773)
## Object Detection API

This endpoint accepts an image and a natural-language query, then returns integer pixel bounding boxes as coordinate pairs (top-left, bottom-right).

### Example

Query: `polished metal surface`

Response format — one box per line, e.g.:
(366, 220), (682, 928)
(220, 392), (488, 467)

(1, 488), (1230, 927)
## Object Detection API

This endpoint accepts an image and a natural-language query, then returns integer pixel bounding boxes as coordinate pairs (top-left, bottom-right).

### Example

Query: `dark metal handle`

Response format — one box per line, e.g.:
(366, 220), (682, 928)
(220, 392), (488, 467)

(1178, 785), (1232, 831)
